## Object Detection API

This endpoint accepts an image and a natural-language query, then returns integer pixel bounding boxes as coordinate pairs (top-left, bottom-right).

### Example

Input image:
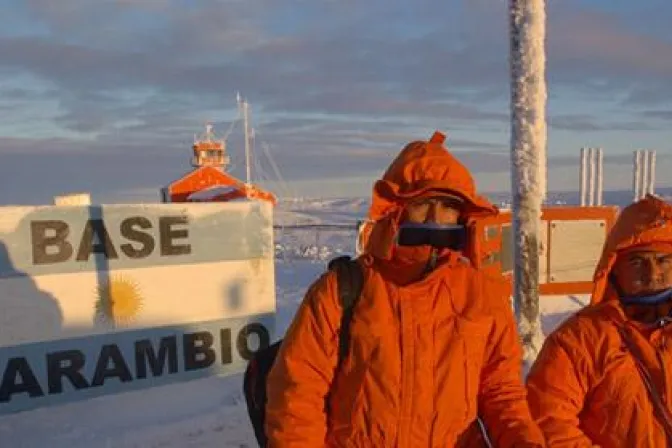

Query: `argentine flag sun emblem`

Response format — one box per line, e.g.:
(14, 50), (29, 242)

(94, 275), (144, 326)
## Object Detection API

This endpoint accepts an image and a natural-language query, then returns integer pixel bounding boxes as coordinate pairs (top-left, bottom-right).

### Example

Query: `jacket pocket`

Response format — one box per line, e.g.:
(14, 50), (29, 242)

(434, 317), (491, 442)
(589, 350), (648, 442)
(328, 339), (382, 443)
(455, 317), (491, 425)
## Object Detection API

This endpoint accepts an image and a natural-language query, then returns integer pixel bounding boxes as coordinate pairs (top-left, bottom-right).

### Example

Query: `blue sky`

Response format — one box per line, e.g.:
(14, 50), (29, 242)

(0, 0), (671, 204)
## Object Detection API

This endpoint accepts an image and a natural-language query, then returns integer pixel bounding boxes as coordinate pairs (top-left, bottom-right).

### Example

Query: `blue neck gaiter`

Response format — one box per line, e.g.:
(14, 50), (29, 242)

(620, 288), (672, 306)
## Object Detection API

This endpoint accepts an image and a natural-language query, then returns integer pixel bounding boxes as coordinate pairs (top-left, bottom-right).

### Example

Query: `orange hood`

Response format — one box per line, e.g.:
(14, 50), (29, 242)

(591, 194), (672, 305)
(360, 131), (497, 261)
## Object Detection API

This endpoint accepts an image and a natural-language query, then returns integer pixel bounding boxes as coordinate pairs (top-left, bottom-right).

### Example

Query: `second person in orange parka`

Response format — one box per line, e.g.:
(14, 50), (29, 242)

(527, 195), (672, 446)
(265, 131), (545, 447)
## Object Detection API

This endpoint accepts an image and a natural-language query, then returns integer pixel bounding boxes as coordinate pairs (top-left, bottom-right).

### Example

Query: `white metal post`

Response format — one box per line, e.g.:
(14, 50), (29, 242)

(242, 99), (252, 186)
(588, 147), (596, 206)
(644, 150), (649, 199)
(648, 150), (656, 196)
(579, 147), (587, 206)
(596, 148), (603, 206)
(633, 150), (642, 202)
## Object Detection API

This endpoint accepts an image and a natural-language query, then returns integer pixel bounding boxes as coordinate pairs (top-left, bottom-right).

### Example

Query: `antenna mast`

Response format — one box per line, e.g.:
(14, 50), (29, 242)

(240, 95), (252, 186)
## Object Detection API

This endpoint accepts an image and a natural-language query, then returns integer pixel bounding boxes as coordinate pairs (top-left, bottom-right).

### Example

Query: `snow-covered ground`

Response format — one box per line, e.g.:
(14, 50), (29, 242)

(0, 259), (328, 448)
(0, 196), (606, 447)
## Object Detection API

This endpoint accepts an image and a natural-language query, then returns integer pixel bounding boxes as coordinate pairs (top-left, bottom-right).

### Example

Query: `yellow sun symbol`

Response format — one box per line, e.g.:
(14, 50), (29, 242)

(95, 275), (144, 327)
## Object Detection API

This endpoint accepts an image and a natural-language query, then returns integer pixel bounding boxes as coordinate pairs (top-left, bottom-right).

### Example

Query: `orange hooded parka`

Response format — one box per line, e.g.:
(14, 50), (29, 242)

(527, 194), (672, 447)
(265, 132), (545, 447)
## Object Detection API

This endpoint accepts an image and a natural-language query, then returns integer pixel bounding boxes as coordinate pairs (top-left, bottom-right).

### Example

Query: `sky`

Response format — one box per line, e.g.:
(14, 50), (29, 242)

(0, 0), (671, 204)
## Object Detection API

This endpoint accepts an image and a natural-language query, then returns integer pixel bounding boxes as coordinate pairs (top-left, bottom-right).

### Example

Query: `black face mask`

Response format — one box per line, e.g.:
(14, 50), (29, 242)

(396, 223), (467, 251)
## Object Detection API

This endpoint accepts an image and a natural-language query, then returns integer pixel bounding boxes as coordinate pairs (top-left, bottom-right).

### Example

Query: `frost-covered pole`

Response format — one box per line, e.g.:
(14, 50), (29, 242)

(509, 0), (547, 368)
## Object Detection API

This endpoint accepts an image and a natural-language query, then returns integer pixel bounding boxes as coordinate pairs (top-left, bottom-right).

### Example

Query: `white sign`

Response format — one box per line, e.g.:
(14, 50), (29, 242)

(0, 201), (276, 414)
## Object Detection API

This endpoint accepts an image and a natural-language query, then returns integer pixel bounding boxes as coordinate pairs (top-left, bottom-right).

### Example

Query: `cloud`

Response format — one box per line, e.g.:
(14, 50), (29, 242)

(622, 81), (672, 106)
(4, 1), (670, 121)
(549, 115), (657, 132)
(0, 1), (510, 127)
(641, 110), (672, 121)
(0, 0), (671, 202)
(548, 3), (672, 84)
(0, 132), (669, 205)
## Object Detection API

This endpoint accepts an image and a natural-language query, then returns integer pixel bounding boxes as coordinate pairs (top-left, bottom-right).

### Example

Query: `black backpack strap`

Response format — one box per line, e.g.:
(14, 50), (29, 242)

(243, 340), (282, 447)
(242, 256), (364, 448)
(327, 255), (365, 363)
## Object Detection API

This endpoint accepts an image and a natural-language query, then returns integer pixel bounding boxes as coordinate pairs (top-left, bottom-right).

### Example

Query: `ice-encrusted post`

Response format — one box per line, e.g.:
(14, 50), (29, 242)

(509, 0), (547, 369)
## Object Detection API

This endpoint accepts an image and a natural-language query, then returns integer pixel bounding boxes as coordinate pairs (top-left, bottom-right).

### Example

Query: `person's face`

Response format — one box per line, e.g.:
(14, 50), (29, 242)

(402, 196), (462, 225)
(612, 250), (672, 297)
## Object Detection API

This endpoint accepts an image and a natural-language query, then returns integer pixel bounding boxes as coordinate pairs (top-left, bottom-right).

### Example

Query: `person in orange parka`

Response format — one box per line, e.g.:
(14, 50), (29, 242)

(527, 194), (672, 447)
(265, 131), (545, 447)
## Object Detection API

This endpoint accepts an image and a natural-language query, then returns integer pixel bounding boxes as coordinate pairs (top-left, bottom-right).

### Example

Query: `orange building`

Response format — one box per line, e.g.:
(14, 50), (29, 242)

(162, 123), (276, 205)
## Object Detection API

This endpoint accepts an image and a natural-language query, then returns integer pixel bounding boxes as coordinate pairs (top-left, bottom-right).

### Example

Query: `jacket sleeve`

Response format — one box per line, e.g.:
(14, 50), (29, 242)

(477, 296), (546, 448)
(526, 330), (597, 447)
(264, 271), (342, 447)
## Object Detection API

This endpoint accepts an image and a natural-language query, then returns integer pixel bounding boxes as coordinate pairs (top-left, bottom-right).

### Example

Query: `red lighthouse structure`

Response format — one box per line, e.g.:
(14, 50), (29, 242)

(162, 99), (276, 205)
